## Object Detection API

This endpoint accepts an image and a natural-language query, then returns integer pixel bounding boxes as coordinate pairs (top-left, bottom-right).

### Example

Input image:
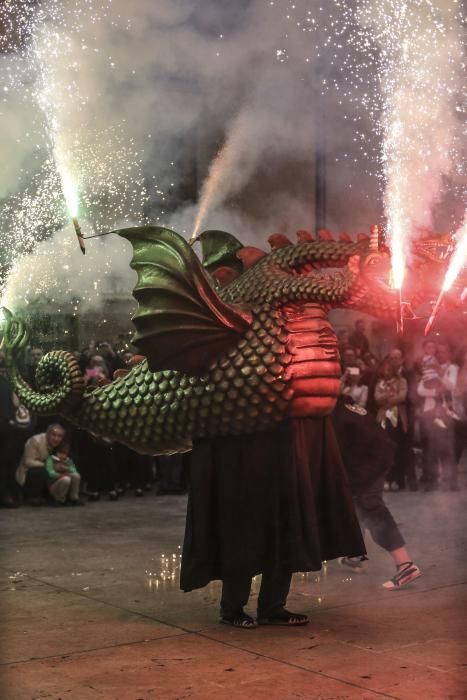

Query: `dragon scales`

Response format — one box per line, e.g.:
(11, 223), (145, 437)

(3, 226), (402, 455)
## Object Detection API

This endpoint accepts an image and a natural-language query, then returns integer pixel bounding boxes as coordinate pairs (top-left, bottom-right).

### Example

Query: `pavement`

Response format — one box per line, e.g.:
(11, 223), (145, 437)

(1, 478), (466, 700)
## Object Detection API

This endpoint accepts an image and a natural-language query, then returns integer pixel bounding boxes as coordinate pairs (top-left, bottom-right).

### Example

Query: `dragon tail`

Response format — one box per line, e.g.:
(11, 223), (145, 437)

(2, 309), (84, 416)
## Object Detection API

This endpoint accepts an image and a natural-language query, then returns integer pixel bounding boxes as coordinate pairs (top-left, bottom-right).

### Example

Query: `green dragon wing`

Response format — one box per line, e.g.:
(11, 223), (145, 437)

(198, 229), (244, 275)
(119, 226), (252, 374)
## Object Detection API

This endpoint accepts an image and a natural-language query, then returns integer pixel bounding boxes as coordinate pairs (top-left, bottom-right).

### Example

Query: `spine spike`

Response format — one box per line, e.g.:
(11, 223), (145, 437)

(296, 230), (314, 242)
(268, 233), (293, 248)
(236, 246), (267, 269)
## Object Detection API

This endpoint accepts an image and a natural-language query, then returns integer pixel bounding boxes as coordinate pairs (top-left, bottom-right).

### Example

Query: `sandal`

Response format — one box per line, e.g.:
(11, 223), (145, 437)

(219, 612), (257, 629)
(257, 609), (309, 626)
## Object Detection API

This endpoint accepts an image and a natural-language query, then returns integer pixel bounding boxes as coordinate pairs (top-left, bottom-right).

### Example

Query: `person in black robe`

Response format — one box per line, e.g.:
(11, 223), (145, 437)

(180, 416), (366, 628)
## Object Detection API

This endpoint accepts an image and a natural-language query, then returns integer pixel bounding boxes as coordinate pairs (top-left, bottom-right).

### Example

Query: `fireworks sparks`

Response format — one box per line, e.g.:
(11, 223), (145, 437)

(357, 0), (464, 305)
(424, 215), (467, 336)
(441, 217), (467, 294)
(0, 0), (152, 310)
(0, 0), (464, 323)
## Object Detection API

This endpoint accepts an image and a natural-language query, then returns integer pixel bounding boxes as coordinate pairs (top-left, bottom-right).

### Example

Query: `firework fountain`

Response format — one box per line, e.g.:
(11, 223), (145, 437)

(357, 0), (464, 319)
(425, 214), (467, 335)
(0, 1), (464, 324)
(0, 0), (153, 314)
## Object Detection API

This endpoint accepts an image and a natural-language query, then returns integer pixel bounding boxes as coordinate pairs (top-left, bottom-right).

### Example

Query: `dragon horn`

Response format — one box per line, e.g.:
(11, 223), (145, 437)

(369, 224), (380, 251)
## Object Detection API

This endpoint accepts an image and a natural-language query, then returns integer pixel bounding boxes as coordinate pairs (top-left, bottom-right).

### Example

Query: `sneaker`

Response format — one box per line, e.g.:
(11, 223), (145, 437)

(383, 482), (390, 492)
(390, 482), (400, 492)
(382, 562), (421, 590)
(338, 556), (367, 574)
(69, 498), (85, 506)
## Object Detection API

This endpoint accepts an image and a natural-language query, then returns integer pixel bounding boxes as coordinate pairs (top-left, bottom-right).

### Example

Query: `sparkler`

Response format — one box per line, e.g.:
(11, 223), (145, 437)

(424, 216), (467, 336)
(385, 215), (405, 334)
(61, 172), (85, 255)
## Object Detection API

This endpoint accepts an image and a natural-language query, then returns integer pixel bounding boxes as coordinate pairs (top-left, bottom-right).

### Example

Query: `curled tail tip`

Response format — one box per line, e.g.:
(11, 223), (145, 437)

(1, 309), (29, 353)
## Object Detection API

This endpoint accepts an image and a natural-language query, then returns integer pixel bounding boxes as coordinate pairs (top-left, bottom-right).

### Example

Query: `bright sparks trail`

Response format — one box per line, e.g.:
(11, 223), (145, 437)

(358, 0), (464, 299)
(32, 21), (87, 254)
(0, 0), (151, 310)
(424, 214), (467, 336)
(190, 142), (229, 244)
(190, 111), (251, 244)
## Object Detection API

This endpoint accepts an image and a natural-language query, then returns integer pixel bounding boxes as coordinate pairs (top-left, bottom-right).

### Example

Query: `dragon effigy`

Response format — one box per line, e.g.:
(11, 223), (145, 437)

(2, 225), (426, 455)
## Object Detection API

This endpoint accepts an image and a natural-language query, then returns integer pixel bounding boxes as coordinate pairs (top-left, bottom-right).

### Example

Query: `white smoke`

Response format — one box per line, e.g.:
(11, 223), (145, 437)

(0, 0), (464, 316)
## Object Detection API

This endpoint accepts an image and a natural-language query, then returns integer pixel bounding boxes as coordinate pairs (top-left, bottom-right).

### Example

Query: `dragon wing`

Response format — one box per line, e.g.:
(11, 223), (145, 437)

(119, 226), (252, 374)
(198, 229), (244, 274)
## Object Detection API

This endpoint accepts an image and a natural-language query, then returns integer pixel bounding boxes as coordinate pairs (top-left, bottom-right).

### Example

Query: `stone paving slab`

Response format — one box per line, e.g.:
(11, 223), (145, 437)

(1, 484), (466, 699)
(1, 633), (398, 700)
(0, 581), (184, 665)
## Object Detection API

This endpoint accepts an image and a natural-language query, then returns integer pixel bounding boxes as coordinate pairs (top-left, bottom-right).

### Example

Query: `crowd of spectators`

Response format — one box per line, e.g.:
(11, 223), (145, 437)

(1, 319), (465, 509)
(339, 320), (467, 492)
(0, 338), (188, 509)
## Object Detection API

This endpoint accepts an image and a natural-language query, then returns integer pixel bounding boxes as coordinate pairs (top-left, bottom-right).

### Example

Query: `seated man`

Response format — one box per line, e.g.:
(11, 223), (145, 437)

(16, 424), (66, 505)
(45, 441), (83, 506)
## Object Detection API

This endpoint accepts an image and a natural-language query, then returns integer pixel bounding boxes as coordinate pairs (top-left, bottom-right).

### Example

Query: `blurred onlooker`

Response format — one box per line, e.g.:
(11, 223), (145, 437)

(157, 454), (186, 495)
(77, 431), (119, 502)
(362, 351), (378, 372)
(337, 329), (351, 355)
(341, 366), (368, 408)
(374, 360), (408, 491)
(24, 347), (44, 390)
(94, 341), (124, 377)
(388, 348), (418, 490)
(0, 352), (20, 507)
(361, 351), (379, 416)
(16, 424), (66, 505)
(417, 341), (459, 491)
(341, 347), (358, 371)
(114, 443), (153, 497)
(349, 320), (370, 358)
(453, 350), (467, 471)
(121, 351), (135, 367)
(84, 354), (110, 385)
(413, 339), (437, 387)
(45, 441), (83, 506)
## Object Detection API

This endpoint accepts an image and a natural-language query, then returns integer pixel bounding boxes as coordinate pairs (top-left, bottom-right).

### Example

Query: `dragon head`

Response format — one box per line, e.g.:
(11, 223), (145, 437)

(200, 227), (400, 319)
(411, 232), (455, 263)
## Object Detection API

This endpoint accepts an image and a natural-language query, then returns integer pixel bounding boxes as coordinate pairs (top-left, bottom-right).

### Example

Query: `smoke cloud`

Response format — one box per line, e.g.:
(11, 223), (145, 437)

(0, 0), (464, 314)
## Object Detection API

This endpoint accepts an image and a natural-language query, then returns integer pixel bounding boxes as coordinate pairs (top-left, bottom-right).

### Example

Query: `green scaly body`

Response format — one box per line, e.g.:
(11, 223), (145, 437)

(3, 226), (401, 455)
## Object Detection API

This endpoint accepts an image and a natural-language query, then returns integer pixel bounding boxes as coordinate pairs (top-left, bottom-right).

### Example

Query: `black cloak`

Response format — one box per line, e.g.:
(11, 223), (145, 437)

(180, 416), (366, 592)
